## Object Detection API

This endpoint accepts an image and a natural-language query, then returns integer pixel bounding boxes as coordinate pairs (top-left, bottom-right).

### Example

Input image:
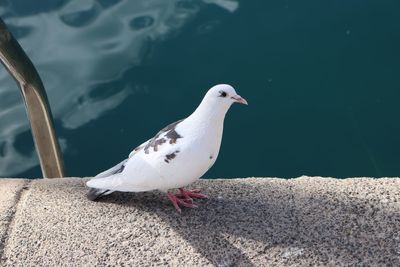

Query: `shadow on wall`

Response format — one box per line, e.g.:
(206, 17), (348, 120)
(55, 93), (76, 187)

(100, 179), (398, 266)
(0, 0), (239, 176)
(3, 178), (399, 265)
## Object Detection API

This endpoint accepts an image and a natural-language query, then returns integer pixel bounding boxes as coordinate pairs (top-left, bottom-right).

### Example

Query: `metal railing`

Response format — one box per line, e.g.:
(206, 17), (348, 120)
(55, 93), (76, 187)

(0, 18), (65, 178)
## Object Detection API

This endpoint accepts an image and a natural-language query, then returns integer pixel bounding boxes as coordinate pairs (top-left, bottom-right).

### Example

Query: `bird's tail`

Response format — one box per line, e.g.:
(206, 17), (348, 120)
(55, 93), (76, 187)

(87, 187), (114, 201)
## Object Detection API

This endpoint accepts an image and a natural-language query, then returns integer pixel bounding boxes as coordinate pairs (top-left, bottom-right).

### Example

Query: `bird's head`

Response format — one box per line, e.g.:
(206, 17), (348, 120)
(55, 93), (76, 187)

(189, 84), (248, 123)
(204, 84), (248, 108)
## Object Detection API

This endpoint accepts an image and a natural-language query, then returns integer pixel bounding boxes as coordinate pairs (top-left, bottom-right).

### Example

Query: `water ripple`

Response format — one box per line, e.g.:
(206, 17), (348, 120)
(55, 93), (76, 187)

(0, 0), (239, 176)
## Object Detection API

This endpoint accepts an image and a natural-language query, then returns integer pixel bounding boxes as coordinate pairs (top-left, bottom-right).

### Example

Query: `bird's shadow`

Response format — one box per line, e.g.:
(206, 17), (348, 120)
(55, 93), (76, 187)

(95, 179), (399, 266)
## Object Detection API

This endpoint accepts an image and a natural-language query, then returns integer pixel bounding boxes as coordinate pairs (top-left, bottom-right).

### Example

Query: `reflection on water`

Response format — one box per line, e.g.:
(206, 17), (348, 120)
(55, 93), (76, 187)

(0, 0), (239, 176)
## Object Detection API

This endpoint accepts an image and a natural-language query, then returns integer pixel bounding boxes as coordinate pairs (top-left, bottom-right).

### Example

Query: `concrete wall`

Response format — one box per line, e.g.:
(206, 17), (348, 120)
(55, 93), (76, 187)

(0, 177), (399, 266)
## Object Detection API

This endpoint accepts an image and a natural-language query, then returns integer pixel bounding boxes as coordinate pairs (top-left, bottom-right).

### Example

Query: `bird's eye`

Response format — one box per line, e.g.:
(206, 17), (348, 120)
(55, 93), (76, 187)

(219, 91), (227, 97)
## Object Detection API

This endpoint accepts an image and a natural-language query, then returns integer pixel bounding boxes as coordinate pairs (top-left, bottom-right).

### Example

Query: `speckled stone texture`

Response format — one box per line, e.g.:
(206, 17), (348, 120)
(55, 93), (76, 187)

(0, 177), (399, 266)
(0, 179), (28, 258)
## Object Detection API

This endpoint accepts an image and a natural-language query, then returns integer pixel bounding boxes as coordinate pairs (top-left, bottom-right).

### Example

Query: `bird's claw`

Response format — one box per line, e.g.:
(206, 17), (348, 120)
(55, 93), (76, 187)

(166, 192), (198, 213)
(176, 188), (209, 200)
(166, 188), (208, 213)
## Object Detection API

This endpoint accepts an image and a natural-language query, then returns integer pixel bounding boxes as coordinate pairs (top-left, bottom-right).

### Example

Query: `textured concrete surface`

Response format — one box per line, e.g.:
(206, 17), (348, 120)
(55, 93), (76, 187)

(0, 179), (28, 257)
(0, 177), (399, 266)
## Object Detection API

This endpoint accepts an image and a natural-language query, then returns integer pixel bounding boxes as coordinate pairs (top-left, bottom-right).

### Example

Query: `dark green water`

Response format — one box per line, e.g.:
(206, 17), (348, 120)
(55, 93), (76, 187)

(1, 1), (400, 178)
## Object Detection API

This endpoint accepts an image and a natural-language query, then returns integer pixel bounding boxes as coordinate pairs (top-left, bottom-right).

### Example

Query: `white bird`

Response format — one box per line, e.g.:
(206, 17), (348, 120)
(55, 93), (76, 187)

(86, 84), (248, 212)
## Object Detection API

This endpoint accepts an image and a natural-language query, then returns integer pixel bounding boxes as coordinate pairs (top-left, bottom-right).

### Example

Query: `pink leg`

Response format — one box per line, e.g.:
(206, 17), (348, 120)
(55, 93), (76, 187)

(175, 187), (209, 200)
(166, 192), (198, 213)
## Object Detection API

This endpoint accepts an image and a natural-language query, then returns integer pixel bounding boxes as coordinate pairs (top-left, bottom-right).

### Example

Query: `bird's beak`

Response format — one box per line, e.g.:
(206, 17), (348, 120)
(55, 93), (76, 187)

(231, 94), (248, 105)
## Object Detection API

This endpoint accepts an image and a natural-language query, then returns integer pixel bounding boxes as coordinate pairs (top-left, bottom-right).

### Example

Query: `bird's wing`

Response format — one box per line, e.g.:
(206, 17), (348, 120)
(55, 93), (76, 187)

(128, 140), (148, 158)
(87, 147), (170, 192)
(94, 158), (128, 178)
(126, 118), (184, 157)
(87, 119), (186, 191)
(93, 139), (148, 179)
(141, 119), (184, 154)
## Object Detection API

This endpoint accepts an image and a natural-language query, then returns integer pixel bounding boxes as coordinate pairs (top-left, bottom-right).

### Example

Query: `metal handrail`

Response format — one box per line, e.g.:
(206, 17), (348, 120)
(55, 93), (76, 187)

(0, 18), (65, 178)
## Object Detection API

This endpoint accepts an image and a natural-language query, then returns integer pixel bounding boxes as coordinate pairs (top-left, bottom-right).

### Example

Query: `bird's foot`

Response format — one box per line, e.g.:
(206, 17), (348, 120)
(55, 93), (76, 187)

(166, 192), (198, 213)
(175, 187), (209, 201)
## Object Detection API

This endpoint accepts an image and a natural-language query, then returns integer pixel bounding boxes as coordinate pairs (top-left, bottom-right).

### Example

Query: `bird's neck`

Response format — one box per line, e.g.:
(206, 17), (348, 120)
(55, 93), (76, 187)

(186, 98), (230, 130)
